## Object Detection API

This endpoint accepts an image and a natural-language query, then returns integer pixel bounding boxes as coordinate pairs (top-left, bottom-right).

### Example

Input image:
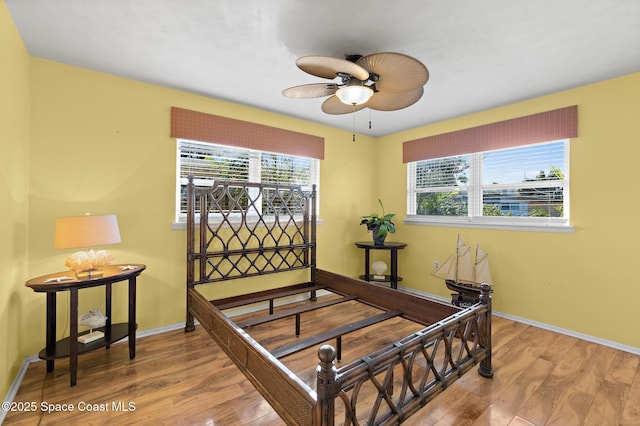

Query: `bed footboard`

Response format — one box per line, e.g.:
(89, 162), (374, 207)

(317, 283), (493, 425)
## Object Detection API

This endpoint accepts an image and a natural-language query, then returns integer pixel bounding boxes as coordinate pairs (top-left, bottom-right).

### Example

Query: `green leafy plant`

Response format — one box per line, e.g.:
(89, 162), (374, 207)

(360, 199), (396, 243)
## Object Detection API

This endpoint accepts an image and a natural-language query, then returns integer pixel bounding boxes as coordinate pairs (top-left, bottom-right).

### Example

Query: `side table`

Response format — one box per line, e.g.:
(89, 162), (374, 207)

(355, 242), (407, 289)
(25, 264), (145, 386)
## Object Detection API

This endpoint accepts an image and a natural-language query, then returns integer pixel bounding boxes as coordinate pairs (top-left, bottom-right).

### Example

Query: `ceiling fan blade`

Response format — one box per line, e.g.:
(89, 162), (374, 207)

(296, 56), (369, 81)
(282, 83), (337, 99)
(321, 95), (367, 115)
(357, 52), (429, 93)
(366, 87), (424, 111)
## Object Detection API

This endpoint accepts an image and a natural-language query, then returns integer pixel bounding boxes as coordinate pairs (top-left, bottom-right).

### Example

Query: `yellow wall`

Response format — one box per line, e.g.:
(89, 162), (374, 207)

(25, 57), (378, 357)
(377, 73), (640, 348)
(0, 0), (30, 401)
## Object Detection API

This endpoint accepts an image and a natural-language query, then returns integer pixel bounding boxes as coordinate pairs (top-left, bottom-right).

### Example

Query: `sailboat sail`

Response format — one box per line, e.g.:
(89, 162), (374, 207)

(431, 254), (457, 281)
(474, 244), (492, 286)
(433, 235), (473, 283)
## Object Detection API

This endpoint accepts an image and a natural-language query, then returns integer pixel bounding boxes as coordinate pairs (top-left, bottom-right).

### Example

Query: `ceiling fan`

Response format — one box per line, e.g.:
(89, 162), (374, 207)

(282, 52), (429, 115)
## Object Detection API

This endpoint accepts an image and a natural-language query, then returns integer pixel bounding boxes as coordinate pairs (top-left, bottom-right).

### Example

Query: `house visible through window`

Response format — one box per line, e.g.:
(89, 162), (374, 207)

(176, 139), (319, 222)
(407, 139), (570, 230)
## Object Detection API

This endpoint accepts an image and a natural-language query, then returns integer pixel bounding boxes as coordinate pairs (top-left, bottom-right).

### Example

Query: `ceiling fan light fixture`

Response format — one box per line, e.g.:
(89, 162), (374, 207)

(335, 84), (373, 106)
(284, 52), (428, 114)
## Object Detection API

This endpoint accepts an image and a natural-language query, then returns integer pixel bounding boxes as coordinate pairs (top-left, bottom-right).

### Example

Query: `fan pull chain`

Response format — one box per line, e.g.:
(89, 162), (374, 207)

(352, 105), (356, 142)
(369, 109), (372, 129)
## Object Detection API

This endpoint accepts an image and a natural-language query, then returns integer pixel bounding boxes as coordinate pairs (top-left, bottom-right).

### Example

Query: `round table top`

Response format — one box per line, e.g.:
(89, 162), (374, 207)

(355, 241), (407, 249)
(25, 264), (146, 292)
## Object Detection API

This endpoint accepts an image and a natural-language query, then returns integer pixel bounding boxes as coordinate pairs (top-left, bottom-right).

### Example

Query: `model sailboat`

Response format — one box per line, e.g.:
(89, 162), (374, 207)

(432, 235), (493, 307)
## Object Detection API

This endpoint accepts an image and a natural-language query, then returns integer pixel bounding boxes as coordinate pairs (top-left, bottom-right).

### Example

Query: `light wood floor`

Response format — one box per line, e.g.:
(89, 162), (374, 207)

(5, 296), (640, 425)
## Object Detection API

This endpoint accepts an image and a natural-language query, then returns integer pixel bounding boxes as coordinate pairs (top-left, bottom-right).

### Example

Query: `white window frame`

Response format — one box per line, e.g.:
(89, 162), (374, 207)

(174, 139), (319, 226)
(406, 139), (573, 233)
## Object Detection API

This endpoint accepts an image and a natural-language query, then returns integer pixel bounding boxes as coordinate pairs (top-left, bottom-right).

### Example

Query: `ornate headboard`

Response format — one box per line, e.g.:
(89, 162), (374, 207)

(186, 176), (316, 288)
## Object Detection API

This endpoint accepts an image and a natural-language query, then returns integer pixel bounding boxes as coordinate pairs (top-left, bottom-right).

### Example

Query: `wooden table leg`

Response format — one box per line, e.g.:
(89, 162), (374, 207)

(69, 288), (78, 386)
(129, 276), (137, 360)
(390, 249), (398, 289)
(45, 292), (56, 372)
(363, 248), (371, 282)
(105, 283), (112, 348)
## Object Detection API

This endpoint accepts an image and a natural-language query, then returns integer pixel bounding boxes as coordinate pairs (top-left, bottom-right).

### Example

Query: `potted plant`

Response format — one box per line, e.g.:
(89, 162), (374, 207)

(360, 199), (396, 245)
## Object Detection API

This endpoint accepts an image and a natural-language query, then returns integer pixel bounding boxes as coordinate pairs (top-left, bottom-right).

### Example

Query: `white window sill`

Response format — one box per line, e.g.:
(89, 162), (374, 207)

(404, 215), (574, 234)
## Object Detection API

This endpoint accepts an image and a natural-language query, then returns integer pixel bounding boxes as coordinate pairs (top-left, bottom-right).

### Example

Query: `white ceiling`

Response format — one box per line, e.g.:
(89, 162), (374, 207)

(6, 0), (640, 137)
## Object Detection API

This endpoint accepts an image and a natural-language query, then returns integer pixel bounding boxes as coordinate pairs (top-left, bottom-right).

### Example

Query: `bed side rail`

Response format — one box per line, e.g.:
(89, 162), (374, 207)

(188, 287), (318, 426)
(315, 284), (493, 425)
(315, 269), (459, 326)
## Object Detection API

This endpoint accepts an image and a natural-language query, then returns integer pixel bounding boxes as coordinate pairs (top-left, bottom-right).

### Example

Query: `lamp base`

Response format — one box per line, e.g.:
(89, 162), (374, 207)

(78, 330), (104, 344)
(75, 269), (104, 280)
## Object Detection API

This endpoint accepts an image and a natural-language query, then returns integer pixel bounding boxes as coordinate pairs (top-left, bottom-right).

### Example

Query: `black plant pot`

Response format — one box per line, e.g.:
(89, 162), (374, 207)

(372, 227), (386, 246)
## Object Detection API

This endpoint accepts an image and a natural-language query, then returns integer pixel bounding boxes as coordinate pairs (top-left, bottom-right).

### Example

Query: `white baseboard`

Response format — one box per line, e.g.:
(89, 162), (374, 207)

(492, 310), (640, 356)
(1, 354), (39, 424)
(398, 285), (640, 356)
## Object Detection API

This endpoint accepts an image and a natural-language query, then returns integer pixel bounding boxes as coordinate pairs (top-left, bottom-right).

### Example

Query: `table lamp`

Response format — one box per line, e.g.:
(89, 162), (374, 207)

(55, 214), (121, 279)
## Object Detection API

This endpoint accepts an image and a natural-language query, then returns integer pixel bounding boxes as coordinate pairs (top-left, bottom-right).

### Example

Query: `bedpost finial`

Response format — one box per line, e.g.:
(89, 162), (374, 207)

(480, 283), (491, 304)
(318, 344), (336, 364)
(317, 345), (337, 385)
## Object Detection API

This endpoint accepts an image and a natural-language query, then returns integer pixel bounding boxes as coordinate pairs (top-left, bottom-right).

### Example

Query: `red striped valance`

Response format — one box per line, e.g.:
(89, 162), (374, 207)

(171, 107), (325, 160)
(403, 105), (578, 163)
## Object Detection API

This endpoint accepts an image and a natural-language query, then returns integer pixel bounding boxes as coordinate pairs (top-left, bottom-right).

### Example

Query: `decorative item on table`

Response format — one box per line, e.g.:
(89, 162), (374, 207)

(65, 250), (114, 278)
(360, 199), (395, 245)
(54, 213), (121, 279)
(432, 234), (493, 307)
(78, 308), (107, 344)
(372, 261), (387, 280)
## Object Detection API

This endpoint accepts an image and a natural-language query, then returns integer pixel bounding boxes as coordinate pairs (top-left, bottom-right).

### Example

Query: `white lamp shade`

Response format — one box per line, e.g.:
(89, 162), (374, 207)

(335, 85), (373, 105)
(55, 214), (121, 249)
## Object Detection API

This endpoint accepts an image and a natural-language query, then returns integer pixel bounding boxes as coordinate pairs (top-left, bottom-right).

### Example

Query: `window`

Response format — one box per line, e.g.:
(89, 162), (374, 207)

(175, 139), (319, 222)
(407, 139), (570, 231)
